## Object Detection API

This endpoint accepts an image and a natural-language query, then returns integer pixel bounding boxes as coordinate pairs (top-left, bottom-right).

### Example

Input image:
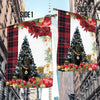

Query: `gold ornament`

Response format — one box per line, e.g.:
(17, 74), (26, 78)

(86, 55), (91, 60)
(49, 71), (53, 75)
(13, 84), (17, 88)
(22, 66), (29, 70)
(74, 51), (80, 56)
(92, 53), (95, 57)
(78, 66), (83, 71)
(57, 66), (61, 70)
(46, 64), (50, 68)
(88, 67), (92, 71)
(46, 69), (49, 72)
(6, 82), (10, 86)
(27, 82), (32, 88)
(49, 39), (51, 42)
(14, 25), (17, 28)
(12, 76), (17, 79)
(39, 18), (44, 23)
(85, 63), (89, 66)
(40, 84), (46, 88)
(65, 68), (69, 72)
(36, 78), (40, 82)
(66, 12), (69, 15)
(94, 58), (97, 62)
(64, 60), (69, 64)
(45, 73), (50, 78)
(61, 68), (65, 71)
(88, 18), (92, 21)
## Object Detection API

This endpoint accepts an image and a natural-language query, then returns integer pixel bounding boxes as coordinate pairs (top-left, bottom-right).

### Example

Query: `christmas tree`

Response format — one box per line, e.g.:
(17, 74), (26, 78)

(13, 36), (38, 81)
(65, 27), (87, 65)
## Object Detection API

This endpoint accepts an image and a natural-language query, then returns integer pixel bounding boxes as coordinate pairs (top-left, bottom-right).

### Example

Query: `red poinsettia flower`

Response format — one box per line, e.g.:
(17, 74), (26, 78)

(12, 80), (16, 84)
(87, 18), (96, 26)
(42, 17), (51, 26)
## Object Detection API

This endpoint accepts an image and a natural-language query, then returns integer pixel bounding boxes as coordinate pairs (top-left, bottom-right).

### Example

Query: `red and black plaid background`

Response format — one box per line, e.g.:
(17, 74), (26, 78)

(6, 25), (18, 81)
(57, 10), (70, 65)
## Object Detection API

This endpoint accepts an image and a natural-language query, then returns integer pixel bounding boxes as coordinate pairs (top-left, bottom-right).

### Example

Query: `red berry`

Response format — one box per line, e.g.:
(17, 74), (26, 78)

(80, 62), (85, 67)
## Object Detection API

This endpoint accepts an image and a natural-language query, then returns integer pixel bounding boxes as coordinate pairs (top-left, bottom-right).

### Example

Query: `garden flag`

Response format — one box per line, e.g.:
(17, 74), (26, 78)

(57, 10), (97, 71)
(6, 16), (53, 88)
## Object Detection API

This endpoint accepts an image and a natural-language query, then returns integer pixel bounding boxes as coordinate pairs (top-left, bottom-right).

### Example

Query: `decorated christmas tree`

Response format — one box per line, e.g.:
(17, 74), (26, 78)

(13, 36), (38, 81)
(65, 27), (87, 65)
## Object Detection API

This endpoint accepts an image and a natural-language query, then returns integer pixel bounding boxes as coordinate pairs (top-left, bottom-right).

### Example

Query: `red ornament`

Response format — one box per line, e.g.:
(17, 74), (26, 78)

(44, 79), (49, 87)
(28, 77), (35, 83)
(64, 64), (68, 68)
(12, 80), (16, 84)
(33, 80), (36, 84)
(68, 63), (74, 68)
(48, 78), (53, 87)
(80, 62), (85, 67)
(74, 65), (79, 69)
(90, 63), (97, 71)
(38, 80), (43, 86)
(20, 85), (22, 88)
(42, 77), (47, 83)
(22, 81), (27, 86)
(16, 79), (21, 85)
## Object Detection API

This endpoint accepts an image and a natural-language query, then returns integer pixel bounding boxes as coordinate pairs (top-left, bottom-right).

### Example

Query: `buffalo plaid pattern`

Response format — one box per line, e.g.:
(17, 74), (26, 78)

(6, 25), (18, 81)
(57, 10), (70, 65)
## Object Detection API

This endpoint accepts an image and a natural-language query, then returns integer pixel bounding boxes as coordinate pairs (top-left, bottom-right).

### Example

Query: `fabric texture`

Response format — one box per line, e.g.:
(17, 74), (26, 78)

(57, 10), (70, 65)
(6, 25), (18, 81)
(6, 16), (53, 88)
(57, 10), (97, 72)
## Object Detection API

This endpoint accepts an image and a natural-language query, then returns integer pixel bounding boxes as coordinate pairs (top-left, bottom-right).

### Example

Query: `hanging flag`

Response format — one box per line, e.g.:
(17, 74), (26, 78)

(6, 16), (53, 88)
(57, 10), (97, 72)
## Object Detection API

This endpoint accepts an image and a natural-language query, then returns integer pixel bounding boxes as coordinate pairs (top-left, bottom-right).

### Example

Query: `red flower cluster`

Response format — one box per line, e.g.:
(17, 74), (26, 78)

(74, 13), (96, 33)
(20, 17), (51, 38)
